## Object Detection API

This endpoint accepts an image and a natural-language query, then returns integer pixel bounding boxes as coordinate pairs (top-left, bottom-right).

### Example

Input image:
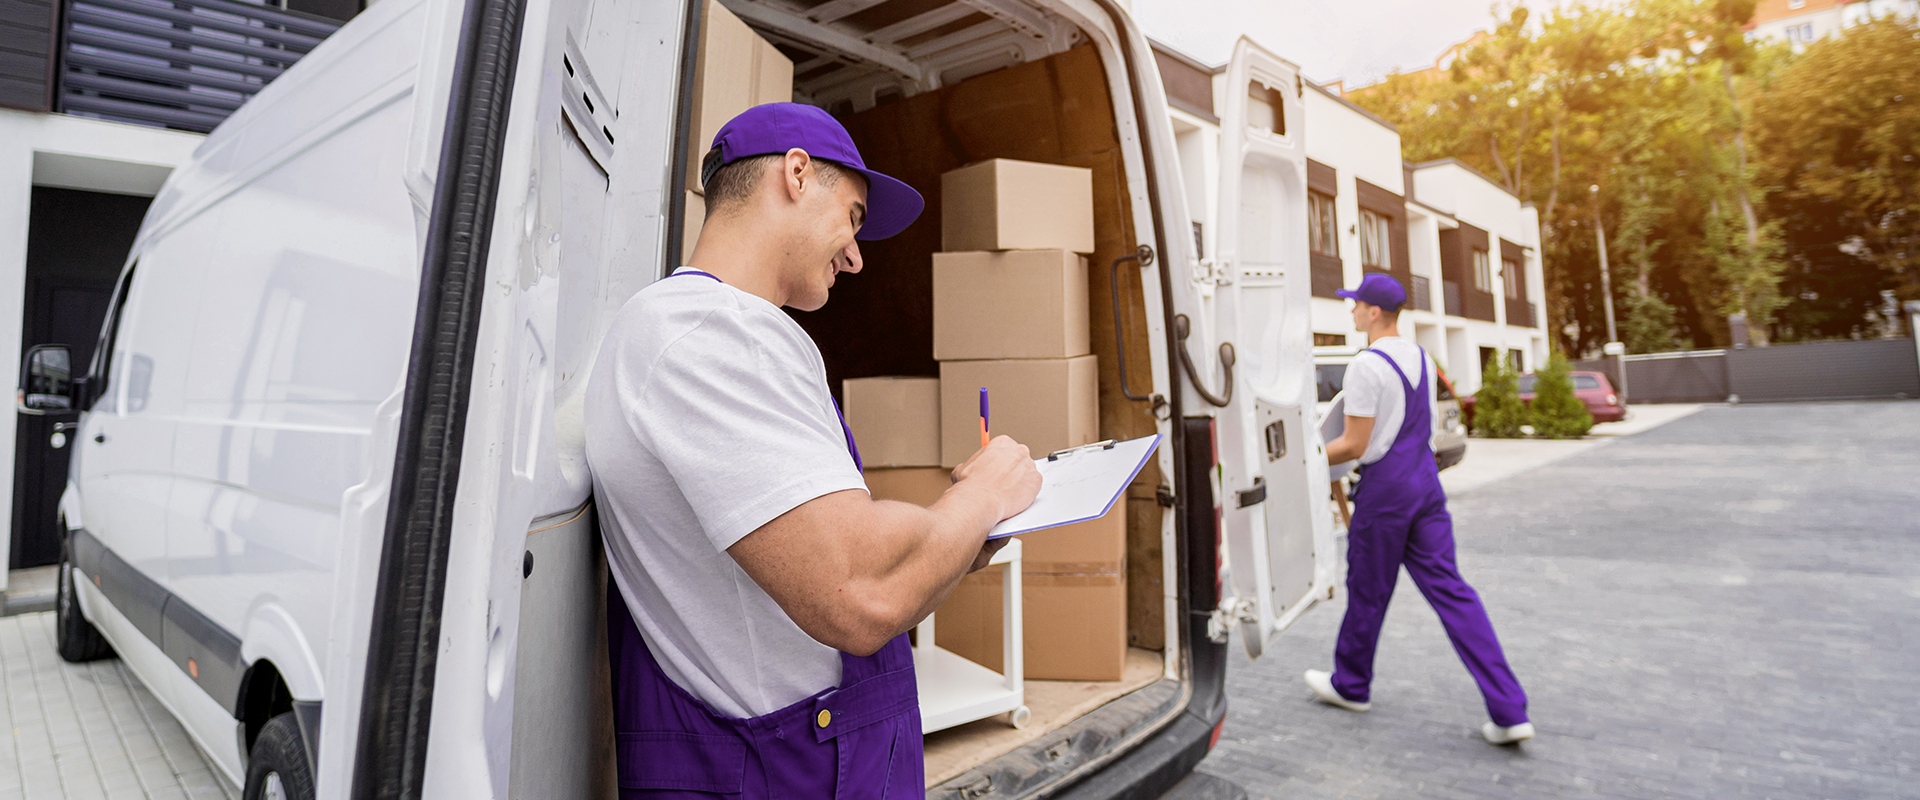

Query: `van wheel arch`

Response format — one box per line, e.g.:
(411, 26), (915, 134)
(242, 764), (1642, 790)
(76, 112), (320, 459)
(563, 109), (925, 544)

(238, 660), (295, 755)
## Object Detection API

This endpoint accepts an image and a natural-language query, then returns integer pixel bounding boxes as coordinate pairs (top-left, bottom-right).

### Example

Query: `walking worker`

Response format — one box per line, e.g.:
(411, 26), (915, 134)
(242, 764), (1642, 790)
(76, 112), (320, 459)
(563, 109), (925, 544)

(583, 103), (1042, 797)
(1308, 273), (1534, 745)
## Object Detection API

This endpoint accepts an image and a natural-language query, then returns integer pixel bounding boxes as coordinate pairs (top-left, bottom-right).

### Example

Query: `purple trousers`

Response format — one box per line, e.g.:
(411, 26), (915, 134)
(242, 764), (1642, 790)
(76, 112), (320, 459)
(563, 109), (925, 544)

(1332, 348), (1528, 727)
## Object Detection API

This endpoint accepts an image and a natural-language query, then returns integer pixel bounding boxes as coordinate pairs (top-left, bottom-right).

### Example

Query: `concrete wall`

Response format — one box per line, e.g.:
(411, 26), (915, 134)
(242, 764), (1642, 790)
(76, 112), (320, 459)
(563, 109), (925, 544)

(0, 108), (202, 589)
(1578, 338), (1920, 404)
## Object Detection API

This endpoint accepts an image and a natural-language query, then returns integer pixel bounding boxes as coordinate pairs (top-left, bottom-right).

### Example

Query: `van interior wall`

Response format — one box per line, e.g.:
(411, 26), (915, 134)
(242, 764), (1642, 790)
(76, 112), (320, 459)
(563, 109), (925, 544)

(791, 45), (1166, 651)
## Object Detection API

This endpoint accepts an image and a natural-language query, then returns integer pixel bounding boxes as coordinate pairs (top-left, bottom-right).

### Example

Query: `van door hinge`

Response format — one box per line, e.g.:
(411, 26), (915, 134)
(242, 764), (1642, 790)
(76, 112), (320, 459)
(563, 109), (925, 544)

(1235, 477), (1266, 508)
(1155, 485), (1175, 508)
(1207, 596), (1257, 643)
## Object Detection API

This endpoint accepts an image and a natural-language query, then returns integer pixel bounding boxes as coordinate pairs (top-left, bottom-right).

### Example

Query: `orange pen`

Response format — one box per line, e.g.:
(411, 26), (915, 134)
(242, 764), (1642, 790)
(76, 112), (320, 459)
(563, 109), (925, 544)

(979, 387), (990, 448)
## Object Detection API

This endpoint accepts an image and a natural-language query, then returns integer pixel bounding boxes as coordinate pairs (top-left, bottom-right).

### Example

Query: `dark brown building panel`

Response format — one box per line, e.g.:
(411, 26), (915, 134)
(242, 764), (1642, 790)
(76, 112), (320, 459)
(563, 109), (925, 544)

(1500, 237), (1532, 327)
(1439, 222), (1497, 322)
(1354, 177), (1411, 294)
(1151, 44), (1216, 123)
(0, 0), (58, 112)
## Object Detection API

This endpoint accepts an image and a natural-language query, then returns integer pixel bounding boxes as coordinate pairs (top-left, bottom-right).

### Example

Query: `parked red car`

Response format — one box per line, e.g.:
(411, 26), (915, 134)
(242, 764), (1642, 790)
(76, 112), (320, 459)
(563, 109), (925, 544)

(1461, 370), (1627, 427)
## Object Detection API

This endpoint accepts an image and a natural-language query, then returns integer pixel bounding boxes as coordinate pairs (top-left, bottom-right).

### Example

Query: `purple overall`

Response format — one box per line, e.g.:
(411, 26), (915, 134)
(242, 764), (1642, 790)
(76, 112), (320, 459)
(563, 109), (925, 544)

(607, 268), (925, 798)
(1332, 347), (1529, 727)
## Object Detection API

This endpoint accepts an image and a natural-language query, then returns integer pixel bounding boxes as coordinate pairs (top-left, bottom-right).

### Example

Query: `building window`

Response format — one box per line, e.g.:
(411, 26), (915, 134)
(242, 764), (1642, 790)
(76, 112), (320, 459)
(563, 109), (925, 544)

(1313, 333), (1347, 346)
(1803, 23), (1814, 39)
(1308, 191), (1338, 256)
(1472, 248), (1492, 291)
(1502, 257), (1520, 298)
(1788, 0), (1804, 8)
(1360, 208), (1390, 269)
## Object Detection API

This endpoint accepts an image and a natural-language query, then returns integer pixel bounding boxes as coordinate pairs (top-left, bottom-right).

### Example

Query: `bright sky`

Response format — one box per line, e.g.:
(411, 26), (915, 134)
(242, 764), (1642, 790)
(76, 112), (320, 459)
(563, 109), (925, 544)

(1128, 0), (1537, 86)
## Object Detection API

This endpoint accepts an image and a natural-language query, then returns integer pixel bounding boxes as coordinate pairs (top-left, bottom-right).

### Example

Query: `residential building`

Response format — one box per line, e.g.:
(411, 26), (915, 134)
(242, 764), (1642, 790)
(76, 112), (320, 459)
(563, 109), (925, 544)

(1743, 0), (1917, 48)
(1151, 38), (1545, 396)
(0, 0), (351, 578)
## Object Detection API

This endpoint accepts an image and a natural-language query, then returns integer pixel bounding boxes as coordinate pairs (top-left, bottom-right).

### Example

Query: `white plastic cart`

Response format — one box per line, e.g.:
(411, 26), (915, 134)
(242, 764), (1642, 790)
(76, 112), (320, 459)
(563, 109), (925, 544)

(913, 538), (1030, 733)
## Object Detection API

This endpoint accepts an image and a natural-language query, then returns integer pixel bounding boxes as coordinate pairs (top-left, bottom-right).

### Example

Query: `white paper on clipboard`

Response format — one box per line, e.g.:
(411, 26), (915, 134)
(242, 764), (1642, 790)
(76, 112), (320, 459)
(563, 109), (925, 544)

(987, 434), (1162, 539)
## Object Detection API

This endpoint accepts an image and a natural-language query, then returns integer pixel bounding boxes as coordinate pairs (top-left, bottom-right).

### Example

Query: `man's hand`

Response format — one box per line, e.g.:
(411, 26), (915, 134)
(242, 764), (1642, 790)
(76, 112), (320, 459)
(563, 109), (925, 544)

(726, 435), (1042, 656)
(1326, 414), (1375, 466)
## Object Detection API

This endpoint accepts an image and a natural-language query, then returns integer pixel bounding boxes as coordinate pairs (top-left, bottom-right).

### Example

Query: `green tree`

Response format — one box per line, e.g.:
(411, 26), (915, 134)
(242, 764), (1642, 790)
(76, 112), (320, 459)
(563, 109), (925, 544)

(1751, 18), (1920, 305)
(1529, 353), (1596, 438)
(1472, 358), (1528, 438)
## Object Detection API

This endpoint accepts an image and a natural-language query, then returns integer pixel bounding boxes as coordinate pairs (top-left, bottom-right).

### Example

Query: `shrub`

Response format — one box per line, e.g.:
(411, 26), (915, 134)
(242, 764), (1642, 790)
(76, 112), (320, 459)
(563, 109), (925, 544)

(1530, 352), (1594, 439)
(1473, 358), (1527, 438)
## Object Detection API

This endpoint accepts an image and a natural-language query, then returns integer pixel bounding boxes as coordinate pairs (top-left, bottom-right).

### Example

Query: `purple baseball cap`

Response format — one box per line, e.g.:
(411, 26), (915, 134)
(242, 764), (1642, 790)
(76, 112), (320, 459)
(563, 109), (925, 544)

(1337, 273), (1407, 311)
(700, 102), (924, 240)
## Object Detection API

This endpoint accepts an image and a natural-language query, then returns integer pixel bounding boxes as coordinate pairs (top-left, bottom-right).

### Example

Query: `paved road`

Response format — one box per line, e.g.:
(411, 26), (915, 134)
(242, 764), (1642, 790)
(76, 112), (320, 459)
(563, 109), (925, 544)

(0, 612), (235, 800)
(1193, 402), (1920, 799)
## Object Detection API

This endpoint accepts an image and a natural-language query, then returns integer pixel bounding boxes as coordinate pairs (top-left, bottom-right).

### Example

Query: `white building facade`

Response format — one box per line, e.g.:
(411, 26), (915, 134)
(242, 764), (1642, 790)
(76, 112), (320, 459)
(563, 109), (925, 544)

(1150, 39), (1547, 396)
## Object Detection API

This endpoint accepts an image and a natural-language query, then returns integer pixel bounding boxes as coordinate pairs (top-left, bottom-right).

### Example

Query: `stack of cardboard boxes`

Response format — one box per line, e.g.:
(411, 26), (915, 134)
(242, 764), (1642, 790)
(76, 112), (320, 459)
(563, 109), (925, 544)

(680, 0), (793, 264)
(879, 158), (1127, 682)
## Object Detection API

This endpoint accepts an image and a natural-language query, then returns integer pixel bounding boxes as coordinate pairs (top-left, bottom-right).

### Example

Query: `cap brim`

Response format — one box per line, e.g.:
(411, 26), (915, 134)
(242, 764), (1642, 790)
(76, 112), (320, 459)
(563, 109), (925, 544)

(1335, 289), (1362, 301)
(849, 167), (924, 240)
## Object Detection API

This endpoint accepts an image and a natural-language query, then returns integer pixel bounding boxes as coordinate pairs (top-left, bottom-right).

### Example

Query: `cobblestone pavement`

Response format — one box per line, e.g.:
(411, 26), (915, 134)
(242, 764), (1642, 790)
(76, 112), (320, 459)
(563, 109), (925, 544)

(1193, 401), (1920, 799)
(1, 611), (236, 800)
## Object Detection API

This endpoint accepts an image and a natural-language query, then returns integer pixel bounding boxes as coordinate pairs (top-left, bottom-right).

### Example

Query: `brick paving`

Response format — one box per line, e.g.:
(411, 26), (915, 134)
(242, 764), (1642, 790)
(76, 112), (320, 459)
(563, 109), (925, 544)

(1193, 401), (1920, 799)
(0, 612), (235, 800)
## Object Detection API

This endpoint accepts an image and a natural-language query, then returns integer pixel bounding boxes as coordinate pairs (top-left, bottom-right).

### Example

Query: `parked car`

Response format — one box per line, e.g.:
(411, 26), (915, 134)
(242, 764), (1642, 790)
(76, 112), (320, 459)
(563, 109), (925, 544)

(1314, 346), (1469, 471)
(1460, 369), (1628, 428)
(15, 3), (1335, 799)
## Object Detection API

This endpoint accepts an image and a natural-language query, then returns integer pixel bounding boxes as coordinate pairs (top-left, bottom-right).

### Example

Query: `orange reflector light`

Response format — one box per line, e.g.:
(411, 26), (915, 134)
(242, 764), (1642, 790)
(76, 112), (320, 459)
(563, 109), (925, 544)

(188, 658), (198, 679)
(1209, 716), (1226, 750)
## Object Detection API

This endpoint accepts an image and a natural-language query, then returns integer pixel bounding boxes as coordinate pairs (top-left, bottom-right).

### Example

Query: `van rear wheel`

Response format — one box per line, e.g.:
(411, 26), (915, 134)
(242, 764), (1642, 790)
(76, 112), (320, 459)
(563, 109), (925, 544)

(245, 713), (314, 800)
(56, 533), (114, 663)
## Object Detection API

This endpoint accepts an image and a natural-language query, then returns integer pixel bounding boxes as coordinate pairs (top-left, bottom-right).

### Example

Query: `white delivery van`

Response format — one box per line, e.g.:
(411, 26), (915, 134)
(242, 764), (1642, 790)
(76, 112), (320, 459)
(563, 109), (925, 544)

(17, 0), (1337, 797)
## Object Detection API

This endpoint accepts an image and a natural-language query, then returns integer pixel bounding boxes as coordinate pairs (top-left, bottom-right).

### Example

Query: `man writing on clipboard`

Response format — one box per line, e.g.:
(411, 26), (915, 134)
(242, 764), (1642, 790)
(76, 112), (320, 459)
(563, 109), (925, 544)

(583, 104), (1041, 797)
(1309, 274), (1534, 745)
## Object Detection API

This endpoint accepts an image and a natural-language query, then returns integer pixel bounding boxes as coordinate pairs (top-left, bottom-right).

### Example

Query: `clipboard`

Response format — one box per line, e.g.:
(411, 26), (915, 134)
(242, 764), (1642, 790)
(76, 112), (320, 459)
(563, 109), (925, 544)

(988, 434), (1162, 539)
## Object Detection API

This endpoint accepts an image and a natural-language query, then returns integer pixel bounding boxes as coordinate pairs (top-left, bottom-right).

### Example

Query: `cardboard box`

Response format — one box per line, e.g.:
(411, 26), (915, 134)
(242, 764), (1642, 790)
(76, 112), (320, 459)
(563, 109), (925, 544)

(941, 159), (1095, 253)
(687, 0), (793, 193)
(842, 377), (941, 468)
(1017, 497), (1126, 570)
(935, 566), (1128, 681)
(932, 250), (1090, 361)
(863, 467), (951, 507)
(939, 356), (1098, 468)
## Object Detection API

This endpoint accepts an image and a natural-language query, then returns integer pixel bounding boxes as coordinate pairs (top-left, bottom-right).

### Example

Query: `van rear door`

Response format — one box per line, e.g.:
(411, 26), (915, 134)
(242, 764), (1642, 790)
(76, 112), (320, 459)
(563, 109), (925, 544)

(1207, 37), (1337, 659)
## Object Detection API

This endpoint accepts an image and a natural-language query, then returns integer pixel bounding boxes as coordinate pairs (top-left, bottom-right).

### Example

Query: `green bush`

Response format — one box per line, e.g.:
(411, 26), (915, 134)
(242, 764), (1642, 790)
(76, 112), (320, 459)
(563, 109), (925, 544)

(1472, 358), (1527, 438)
(1530, 352), (1594, 439)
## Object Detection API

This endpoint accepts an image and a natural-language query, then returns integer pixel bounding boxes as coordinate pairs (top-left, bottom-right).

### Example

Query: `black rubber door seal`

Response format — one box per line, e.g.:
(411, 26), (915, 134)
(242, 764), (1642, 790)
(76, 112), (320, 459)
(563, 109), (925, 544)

(350, 0), (526, 793)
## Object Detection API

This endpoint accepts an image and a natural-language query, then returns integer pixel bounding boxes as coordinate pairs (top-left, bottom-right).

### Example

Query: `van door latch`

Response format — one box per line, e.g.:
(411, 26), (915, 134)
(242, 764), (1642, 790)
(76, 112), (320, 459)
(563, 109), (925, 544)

(1207, 596), (1257, 643)
(1235, 477), (1266, 508)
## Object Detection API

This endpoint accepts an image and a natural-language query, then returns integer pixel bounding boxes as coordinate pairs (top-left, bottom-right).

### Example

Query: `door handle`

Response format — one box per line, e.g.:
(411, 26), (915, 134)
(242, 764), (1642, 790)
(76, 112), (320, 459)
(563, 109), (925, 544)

(1174, 314), (1235, 408)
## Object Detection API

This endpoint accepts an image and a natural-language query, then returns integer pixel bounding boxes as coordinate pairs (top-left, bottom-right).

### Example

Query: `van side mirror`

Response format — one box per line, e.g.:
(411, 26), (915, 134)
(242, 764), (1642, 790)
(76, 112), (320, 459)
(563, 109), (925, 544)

(17, 344), (75, 415)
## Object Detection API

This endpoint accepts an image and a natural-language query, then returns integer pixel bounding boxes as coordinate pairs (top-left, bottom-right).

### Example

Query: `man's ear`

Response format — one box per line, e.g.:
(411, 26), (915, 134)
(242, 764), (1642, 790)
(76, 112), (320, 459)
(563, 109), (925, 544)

(781, 148), (811, 201)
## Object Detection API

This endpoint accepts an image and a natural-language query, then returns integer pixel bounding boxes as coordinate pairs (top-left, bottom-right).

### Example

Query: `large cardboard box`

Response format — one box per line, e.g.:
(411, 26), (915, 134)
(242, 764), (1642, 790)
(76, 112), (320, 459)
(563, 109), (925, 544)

(935, 564), (1128, 682)
(939, 356), (1097, 468)
(932, 250), (1090, 361)
(941, 159), (1095, 253)
(863, 467), (951, 507)
(1016, 497), (1126, 570)
(843, 377), (941, 468)
(687, 0), (793, 193)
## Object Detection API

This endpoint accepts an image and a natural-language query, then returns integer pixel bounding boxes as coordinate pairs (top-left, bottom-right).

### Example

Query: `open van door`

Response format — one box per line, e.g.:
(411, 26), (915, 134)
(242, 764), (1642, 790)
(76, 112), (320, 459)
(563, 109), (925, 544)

(1206, 37), (1337, 659)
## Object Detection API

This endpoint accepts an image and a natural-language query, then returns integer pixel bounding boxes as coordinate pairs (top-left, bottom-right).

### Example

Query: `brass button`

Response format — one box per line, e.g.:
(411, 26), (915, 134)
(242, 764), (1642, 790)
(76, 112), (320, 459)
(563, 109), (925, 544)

(816, 710), (831, 728)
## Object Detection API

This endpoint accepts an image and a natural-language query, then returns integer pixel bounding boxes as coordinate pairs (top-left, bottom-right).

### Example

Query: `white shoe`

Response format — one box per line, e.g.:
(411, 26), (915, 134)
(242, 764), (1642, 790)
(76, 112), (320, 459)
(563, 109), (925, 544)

(1482, 721), (1535, 744)
(1303, 669), (1371, 712)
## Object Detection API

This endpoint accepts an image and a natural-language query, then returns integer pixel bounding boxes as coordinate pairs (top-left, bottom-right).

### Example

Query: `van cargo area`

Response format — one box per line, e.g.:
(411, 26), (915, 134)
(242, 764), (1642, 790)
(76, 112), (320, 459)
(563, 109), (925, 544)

(724, 13), (1178, 790)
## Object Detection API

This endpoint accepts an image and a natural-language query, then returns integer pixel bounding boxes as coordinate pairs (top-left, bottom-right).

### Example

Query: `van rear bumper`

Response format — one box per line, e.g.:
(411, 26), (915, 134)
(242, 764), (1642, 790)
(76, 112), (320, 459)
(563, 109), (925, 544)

(1051, 699), (1227, 800)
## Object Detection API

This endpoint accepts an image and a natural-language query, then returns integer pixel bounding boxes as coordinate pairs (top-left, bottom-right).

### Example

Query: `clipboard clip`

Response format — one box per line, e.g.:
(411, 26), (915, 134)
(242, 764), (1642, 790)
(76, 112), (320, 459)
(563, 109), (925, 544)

(1047, 440), (1116, 461)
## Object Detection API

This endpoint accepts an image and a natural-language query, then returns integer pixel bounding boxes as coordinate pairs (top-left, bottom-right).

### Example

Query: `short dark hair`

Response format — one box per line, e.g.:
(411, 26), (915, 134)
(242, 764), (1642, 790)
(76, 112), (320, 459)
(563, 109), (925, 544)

(702, 152), (853, 219)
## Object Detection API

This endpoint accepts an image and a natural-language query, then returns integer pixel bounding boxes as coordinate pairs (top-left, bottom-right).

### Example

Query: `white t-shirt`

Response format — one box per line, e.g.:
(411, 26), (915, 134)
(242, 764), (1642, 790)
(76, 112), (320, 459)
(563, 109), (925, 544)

(1341, 337), (1438, 465)
(584, 269), (867, 719)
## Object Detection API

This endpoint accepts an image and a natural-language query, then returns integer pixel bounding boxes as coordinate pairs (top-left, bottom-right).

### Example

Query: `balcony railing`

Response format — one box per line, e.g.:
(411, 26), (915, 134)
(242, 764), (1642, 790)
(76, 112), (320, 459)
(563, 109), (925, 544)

(1411, 275), (1431, 311)
(60, 0), (342, 133)
(1506, 297), (1537, 328)
(1443, 280), (1461, 317)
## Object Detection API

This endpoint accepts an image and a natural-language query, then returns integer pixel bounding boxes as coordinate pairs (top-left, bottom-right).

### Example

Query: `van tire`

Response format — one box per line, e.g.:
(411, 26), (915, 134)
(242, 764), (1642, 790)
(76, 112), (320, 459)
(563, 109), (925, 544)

(56, 534), (114, 663)
(244, 713), (315, 800)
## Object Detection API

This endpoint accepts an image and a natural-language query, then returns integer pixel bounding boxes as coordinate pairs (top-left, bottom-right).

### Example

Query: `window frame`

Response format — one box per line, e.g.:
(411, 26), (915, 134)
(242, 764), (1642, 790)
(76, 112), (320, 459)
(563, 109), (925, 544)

(1359, 207), (1389, 269)
(1502, 256), (1520, 299)
(1472, 247), (1491, 291)
(1308, 190), (1338, 257)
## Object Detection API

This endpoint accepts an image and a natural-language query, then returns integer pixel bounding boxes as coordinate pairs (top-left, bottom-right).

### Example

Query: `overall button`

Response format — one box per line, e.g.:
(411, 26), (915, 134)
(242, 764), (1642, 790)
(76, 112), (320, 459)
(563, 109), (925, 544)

(816, 710), (831, 728)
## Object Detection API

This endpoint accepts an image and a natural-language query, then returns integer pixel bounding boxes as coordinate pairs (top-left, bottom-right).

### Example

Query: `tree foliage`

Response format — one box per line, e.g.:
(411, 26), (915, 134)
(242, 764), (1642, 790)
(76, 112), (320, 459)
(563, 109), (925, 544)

(1472, 358), (1528, 438)
(1352, 1), (1917, 349)
(1529, 352), (1596, 439)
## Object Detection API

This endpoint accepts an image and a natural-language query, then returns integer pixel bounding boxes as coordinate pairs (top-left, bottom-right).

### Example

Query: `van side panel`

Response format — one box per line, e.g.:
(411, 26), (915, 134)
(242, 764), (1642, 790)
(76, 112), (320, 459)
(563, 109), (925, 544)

(166, 95), (418, 686)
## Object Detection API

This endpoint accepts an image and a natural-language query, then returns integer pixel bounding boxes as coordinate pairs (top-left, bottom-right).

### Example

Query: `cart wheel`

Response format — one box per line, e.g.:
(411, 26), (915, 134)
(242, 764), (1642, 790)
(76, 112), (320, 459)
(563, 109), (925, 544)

(1009, 706), (1031, 729)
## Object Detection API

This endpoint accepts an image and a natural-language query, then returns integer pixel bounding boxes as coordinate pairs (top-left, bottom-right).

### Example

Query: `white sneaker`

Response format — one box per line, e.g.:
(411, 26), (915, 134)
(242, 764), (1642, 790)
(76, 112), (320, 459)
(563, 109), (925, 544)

(1482, 721), (1535, 744)
(1303, 669), (1371, 712)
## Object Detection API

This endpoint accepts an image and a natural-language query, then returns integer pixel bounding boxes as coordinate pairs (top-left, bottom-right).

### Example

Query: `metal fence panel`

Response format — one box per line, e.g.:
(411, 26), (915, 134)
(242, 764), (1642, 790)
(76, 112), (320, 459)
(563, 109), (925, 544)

(1726, 338), (1920, 403)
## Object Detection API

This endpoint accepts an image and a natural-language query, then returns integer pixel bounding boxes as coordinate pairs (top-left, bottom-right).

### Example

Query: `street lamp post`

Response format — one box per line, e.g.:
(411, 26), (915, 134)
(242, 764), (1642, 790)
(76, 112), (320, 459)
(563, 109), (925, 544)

(1590, 185), (1628, 403)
